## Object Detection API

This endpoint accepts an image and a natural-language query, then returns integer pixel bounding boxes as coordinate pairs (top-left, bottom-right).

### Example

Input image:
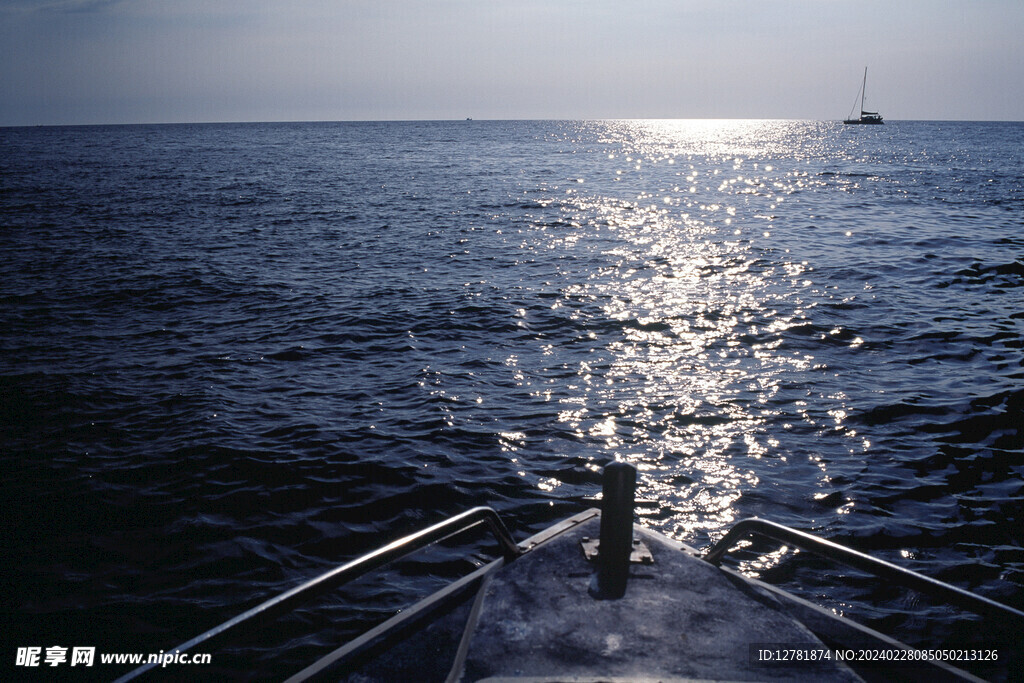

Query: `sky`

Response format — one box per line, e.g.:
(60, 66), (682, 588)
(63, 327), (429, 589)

(1, 0), (1022, 126)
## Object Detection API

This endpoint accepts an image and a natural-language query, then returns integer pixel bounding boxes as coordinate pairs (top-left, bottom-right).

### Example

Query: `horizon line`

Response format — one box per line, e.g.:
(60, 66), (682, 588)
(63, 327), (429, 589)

(4, 117), (1024, 130)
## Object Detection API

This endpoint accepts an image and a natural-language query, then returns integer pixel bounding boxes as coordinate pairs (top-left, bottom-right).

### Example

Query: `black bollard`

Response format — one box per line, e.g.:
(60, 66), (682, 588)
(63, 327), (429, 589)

(592, 462), (637, 599)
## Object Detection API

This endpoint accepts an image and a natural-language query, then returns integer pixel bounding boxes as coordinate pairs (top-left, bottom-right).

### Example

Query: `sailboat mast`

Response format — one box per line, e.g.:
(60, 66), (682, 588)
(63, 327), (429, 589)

(860, 67), (867, 114)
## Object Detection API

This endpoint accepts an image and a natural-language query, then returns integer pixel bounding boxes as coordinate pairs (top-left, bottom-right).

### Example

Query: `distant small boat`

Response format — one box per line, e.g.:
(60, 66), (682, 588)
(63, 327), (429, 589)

(843, 67), (884, 125)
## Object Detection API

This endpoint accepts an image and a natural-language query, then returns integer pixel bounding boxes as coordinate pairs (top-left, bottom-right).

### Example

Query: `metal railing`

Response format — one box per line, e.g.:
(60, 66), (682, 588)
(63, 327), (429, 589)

(115, 506), (520, 682)
(704, 517), (1024, 626)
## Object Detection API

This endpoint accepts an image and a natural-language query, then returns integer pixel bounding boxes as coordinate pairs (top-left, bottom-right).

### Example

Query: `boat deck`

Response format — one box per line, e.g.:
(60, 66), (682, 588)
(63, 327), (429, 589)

(460, 513), (860, 681)
(316, 510), (979, 682)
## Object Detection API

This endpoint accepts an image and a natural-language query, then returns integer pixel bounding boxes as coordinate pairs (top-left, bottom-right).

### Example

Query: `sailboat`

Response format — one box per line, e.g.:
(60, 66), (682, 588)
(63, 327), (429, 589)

(844, 67), (884, 125)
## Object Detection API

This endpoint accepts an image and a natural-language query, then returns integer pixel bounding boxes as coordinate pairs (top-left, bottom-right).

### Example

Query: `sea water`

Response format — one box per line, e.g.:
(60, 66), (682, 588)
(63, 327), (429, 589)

(2, 120), (1022, 677)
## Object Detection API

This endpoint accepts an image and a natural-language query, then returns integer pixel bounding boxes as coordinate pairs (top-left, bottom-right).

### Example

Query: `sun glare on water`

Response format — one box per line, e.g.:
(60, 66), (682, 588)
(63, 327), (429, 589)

(531, 120), (854, 549)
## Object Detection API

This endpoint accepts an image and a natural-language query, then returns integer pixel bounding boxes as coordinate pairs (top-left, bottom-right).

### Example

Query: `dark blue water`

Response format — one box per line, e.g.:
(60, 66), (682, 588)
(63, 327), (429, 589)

(2, 120), (1022, 678)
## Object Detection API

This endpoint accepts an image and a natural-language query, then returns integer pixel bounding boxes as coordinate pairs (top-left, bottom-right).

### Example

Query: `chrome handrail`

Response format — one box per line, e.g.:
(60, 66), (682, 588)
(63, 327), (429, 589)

(115, 506), (521, 682)
(704, 517), (1024, 626)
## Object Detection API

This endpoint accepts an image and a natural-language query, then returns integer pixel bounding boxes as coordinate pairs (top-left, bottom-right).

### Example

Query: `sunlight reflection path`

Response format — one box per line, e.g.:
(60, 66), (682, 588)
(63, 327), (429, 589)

(533, 121), (863, 548)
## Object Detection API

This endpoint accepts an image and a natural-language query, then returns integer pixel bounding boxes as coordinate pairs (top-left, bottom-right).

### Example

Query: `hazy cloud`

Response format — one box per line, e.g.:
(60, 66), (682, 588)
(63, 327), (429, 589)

(1, 0), (130, 12)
